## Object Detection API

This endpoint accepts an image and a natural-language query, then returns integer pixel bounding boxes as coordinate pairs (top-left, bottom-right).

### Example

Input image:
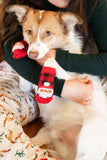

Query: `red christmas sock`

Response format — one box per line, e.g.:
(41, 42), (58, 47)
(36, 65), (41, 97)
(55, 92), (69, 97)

(35, 66), (56, 104)
(12, 40), (28, 59)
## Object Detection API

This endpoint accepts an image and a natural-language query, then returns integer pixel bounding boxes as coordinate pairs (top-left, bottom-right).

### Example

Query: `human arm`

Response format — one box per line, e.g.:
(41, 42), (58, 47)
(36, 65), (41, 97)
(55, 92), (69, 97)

(4, 37), (93, 105)
(56, 51), (107, 76)
(37, 49), (107, 76)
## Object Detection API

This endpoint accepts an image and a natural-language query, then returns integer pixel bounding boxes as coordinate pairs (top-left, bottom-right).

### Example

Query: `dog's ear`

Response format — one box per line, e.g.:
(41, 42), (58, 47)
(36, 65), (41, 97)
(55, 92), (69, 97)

(59, 12), (83, 30)
(6, 5), (29, 22)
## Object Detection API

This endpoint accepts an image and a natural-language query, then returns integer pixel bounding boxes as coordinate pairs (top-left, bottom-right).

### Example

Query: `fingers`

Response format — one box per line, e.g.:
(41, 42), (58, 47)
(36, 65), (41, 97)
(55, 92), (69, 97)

(81, 95), (93, 105)
(82, 100), (91, 105)
(83, 76), (94, 94)
(78, 76), (92, 85)
(82, 76), (93, 85)
(79, 77), (93, 105)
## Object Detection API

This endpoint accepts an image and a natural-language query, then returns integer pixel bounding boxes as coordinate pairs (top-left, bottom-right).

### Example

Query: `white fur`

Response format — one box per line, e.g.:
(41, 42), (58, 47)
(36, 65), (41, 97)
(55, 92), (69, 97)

(7, 6), (107, 160)
(29, 14), (107, 160)
(64, 29), (83, 54)
(39, 10), (44, 20)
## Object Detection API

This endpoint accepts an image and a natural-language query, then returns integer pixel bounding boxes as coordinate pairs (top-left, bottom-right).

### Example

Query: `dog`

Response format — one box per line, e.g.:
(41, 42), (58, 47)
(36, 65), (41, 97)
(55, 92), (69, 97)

(6, 5), (107, 160)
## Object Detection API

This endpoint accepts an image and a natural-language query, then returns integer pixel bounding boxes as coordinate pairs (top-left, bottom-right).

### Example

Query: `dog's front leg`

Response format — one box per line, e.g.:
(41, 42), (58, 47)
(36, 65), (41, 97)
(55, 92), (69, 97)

(32, 127), (52, 147)
(44, 58), (71, 80)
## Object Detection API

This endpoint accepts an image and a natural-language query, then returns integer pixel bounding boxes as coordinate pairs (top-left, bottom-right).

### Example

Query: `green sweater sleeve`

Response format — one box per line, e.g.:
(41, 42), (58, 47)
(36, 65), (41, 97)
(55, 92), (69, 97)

(56, 50), (107, 76)
(56, 0), (107, 76)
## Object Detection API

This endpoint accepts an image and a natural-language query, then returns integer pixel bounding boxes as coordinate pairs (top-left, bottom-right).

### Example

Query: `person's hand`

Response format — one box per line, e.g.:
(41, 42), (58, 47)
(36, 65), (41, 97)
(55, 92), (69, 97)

(61, 76), (93, 105)
(59, 125), (82, 147)
(36, 49), (56, 66)
(48, 0), (70, 8)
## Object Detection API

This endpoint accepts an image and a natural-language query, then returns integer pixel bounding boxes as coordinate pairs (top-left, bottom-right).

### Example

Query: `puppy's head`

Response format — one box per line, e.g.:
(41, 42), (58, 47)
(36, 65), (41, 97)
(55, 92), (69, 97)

(6, 5), (83, 60)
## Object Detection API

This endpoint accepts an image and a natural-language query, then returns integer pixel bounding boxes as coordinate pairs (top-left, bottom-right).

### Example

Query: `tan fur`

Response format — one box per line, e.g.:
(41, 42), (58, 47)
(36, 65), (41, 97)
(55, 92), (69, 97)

(22, 10), (69, 48)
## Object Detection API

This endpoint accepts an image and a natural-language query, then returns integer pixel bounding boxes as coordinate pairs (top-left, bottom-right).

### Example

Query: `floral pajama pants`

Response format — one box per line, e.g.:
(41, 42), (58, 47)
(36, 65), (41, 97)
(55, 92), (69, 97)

(0, 61), (58, 160)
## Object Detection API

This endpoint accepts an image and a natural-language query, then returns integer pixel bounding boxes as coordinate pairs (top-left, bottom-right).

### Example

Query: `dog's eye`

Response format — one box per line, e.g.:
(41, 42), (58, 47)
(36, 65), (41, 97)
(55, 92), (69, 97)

(44, 31), (51, 37)
(27, 30), (32, 35)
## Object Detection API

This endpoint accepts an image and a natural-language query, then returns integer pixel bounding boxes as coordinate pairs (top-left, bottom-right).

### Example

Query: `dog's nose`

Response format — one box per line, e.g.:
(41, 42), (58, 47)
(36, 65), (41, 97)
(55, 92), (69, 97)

(29, 50), (39, 60)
